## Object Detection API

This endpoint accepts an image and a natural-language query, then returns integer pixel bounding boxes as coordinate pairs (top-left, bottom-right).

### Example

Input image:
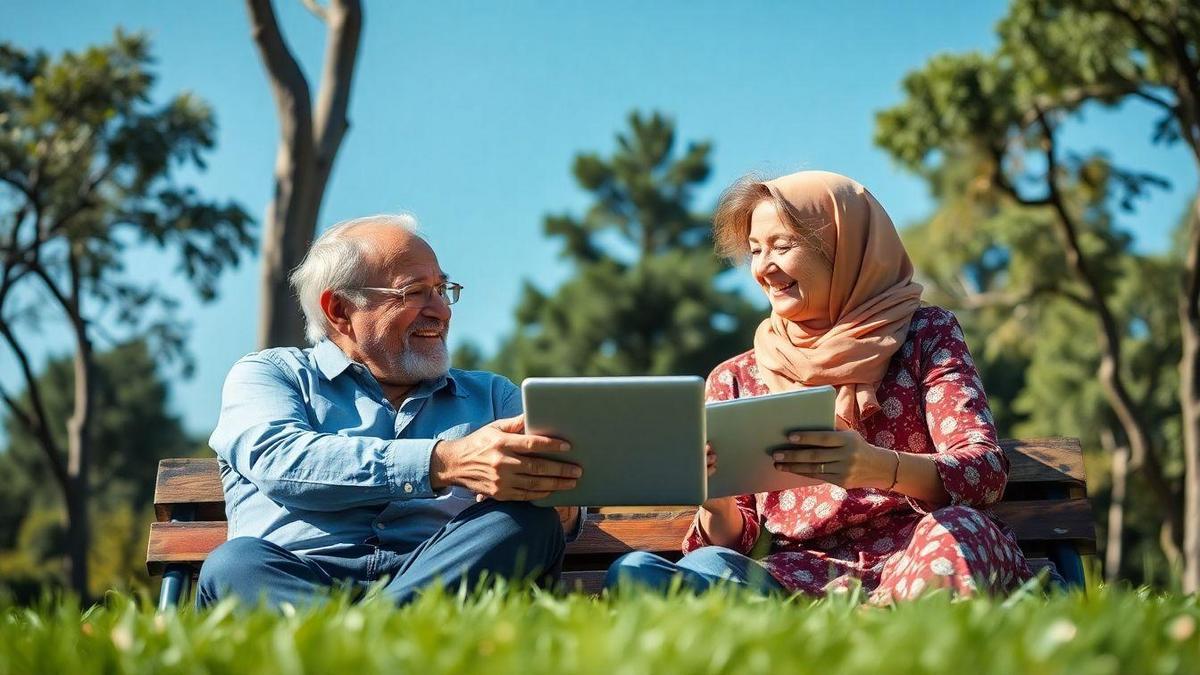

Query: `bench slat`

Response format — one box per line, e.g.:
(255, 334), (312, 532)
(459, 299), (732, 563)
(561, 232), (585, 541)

(151, 438), (1087, 522)
(146, 521), (228, 576)
(146, 499), (1094, 574)
(154, 458), (225, 522)
(567, 499), (1095, 557)
(1001, 437), (1086, 487)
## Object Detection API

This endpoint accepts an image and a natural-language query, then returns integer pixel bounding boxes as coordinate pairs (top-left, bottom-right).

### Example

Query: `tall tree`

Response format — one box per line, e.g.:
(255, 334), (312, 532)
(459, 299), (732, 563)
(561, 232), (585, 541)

(0, 339), (198, 598)
(246, 0), (363, 348)
(0, 33), (254, 597)
(894, 155), (1182, 582)
(489, 111), (760, 381)
(995, 0), (1200, 593)
(878, 52), (1176, 576)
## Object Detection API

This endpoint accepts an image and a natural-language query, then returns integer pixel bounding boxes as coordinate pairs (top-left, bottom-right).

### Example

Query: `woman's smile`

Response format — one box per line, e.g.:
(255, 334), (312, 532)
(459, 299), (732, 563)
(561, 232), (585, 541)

(766, 279), (798, 296)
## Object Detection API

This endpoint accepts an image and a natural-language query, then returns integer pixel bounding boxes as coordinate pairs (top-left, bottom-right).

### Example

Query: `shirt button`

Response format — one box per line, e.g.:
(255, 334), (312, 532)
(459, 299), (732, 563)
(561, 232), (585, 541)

(377, 522), (387, 530)
(403, 482), (414, 494)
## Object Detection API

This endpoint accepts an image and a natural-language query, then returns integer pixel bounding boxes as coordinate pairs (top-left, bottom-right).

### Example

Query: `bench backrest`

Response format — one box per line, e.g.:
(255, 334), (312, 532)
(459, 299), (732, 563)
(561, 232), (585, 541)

(148, 437), (1093, 592)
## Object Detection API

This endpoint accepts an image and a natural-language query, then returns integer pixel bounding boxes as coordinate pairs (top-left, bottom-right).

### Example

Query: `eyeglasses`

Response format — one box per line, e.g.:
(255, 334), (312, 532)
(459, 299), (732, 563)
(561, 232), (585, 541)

(356, 281), (463, 307)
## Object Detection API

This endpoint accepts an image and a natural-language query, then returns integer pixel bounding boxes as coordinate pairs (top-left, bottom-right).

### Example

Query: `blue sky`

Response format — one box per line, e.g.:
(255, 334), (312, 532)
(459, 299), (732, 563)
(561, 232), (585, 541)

(3, 0), (1196, 437)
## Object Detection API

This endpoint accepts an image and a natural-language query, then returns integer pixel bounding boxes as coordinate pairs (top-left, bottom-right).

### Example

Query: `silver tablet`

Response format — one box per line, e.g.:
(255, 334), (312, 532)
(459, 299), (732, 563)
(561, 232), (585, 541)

(705, 385), (836, 499)
(522, 376), (706, 507)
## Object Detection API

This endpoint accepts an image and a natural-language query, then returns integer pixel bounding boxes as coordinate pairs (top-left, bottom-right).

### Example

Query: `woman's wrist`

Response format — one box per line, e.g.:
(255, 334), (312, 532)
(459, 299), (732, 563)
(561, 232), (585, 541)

(891, 451), (951, 505)
(697, 497), (743, 546)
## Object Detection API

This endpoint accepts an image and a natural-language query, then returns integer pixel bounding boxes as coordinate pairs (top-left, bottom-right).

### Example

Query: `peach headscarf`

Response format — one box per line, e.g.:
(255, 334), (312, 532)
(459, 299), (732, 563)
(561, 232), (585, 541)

(752, 171), (923, 430)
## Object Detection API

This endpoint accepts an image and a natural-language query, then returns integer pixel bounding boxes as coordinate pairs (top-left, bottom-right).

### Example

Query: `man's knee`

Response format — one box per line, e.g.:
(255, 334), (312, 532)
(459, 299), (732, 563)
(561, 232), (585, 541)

(462, 500), (565, 572)
(478, 500), (563, 542)
(199, 538), (270, 585)
(196, 537), (282, 606)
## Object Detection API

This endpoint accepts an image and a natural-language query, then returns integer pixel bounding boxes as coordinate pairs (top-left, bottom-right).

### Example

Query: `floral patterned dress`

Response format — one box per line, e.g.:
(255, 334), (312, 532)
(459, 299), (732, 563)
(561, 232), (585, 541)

(684, 305), (1033, 601)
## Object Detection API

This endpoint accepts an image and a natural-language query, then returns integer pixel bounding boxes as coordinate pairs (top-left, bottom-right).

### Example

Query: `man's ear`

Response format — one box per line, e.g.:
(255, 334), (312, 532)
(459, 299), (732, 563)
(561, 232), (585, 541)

(320, 289), (355, 339)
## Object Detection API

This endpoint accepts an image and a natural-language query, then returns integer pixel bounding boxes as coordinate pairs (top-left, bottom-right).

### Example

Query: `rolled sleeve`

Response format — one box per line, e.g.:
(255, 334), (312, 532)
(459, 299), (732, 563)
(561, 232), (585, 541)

(911, 311), (1008, 512)
(683, 495), (760, 555)
(210, 355), (437, 510)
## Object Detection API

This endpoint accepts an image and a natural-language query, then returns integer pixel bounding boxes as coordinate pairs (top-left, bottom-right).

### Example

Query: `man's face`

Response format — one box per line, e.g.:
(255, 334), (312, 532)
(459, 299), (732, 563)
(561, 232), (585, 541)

(344, 228), (452, 386)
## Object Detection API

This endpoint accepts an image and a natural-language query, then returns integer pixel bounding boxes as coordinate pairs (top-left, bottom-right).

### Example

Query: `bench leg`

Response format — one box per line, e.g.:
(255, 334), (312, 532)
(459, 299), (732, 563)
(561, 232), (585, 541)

(1048, 544), (1087, 589)
(155, 503), (198, 611)
(158, 565), (192, 611)
(1043, 485), (1087, 589)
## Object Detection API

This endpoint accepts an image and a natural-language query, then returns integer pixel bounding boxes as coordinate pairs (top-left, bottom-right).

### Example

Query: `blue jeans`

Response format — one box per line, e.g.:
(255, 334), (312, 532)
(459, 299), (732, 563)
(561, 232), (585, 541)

(605, 546), (785, 594)
(196, 499), (564, 609)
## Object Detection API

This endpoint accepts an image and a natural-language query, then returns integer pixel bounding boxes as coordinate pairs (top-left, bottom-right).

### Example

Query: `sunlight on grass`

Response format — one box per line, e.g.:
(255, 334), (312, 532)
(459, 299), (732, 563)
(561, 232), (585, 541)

(1, 583), (1198, 675)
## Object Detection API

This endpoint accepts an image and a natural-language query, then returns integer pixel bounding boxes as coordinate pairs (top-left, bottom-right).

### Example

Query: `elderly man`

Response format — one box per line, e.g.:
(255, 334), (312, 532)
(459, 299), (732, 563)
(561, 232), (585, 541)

(197, 214), (583, 608)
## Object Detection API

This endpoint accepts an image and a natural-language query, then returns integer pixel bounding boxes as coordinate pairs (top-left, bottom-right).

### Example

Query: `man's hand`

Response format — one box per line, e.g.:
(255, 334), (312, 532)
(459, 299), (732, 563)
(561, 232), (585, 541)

(431, 415), (582, 500)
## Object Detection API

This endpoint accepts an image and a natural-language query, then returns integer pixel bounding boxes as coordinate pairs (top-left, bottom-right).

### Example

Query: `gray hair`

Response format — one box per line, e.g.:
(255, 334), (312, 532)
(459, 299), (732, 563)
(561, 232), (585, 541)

(289, 213), (421, 345)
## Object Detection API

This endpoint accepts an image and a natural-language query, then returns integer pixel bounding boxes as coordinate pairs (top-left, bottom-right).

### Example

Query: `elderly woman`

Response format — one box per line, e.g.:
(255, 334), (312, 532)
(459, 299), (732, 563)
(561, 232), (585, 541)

(607, 171), (1032, 602)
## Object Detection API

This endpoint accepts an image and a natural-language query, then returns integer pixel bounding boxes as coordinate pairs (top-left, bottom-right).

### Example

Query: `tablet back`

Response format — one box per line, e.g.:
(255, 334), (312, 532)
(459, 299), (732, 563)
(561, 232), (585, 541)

(522, 376), (706, 507)
(705, 386), (836, 499)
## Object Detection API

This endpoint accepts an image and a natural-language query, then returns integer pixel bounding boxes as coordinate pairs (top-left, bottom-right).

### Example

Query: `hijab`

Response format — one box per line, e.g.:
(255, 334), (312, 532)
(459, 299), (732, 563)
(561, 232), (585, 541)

(752, 171), (923, 430)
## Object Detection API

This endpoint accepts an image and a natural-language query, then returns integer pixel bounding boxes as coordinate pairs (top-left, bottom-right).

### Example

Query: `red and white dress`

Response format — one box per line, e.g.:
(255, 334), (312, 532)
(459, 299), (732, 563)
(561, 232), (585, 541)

(685, 305), (1033, 601)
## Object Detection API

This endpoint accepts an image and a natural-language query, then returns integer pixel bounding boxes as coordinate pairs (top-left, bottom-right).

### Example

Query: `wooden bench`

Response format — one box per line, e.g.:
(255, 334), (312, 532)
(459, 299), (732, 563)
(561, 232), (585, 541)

(147, 437), (1094, 608)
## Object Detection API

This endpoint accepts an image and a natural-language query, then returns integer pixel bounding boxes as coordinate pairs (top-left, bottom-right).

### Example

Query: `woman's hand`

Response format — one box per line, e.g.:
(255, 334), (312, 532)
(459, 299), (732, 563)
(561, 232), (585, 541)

(556, 506), (581, 534)
(697, 443), (743, 546)
(772, 430), (898, 490)
(700, 443), (734, 511)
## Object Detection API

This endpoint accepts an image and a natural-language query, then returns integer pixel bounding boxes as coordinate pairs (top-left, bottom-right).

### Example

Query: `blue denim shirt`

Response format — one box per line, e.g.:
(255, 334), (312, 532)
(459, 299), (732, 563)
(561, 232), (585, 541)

(210, 339), (580, 558)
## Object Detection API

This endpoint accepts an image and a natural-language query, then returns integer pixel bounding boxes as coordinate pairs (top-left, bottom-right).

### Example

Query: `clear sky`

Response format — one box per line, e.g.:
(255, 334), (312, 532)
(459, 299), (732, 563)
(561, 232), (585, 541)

(3, 0), (1196, 438)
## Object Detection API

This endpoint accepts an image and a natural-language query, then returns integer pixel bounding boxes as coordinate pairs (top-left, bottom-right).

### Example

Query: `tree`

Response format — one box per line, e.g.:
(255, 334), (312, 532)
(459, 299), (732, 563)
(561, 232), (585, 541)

(0, 33), (254, 597)
(894, 155), (1182, 582)
(993, 0), (1200, 594)
(246, 0), (363, 349)
(487, 111), (761, 381)
(0, 339), (199, 599)
(873, 49), (1180, 578)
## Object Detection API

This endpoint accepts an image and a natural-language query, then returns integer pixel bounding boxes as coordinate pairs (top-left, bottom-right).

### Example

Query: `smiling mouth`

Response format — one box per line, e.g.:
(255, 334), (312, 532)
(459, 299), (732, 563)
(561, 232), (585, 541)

(411, 330), (445, 339)
(768, 281), (797, 296)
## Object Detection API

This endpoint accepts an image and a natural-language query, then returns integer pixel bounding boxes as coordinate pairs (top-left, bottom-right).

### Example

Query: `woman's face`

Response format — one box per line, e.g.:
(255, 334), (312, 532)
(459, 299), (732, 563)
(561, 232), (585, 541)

(748, 199), (833, 327)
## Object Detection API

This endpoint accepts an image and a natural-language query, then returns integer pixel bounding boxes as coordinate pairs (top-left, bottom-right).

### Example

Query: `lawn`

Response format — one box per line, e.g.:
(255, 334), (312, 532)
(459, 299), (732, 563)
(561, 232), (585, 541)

(2, 583), (1198, 675)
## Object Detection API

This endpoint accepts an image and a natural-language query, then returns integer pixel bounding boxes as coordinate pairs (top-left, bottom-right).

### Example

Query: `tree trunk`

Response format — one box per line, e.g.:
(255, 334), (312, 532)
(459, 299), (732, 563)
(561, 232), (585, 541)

(1101, 428), (1128, 584)
(1024, 114), (1184, 568)
(1179, 195), (1200, 592)
(65, 286), (93, 599)
(247, 0), (362, 349)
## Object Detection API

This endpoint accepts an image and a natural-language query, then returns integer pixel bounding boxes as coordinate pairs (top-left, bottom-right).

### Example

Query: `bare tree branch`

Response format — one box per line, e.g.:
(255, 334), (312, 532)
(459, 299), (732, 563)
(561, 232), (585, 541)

(300, 0), (328, 22)
(247, 0), (362, 348)
(0, 378), (35, 437)
(1130, 88), (1177, 112)
(988, 144), (1052, 207)
(1030, 107), (1182, 535)
(0, 318), (68, 489)
(246, 0), (315, 147)
(312, 0), (362, 175)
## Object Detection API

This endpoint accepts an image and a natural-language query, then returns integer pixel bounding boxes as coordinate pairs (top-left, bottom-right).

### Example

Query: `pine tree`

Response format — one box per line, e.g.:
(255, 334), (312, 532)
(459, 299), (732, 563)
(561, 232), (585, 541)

(489, 111), (761, 381)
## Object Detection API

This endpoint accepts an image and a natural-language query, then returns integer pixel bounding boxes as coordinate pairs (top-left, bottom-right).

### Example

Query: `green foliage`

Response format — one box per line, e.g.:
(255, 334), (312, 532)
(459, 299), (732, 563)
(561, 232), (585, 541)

(874, 0), (1194, 583)
(0, 29), (256, 372)
(0, 340), (198, 599)
(487, 112), (761, 380)
(1, 587), (1198, 674)
(0, 30), (254, 597)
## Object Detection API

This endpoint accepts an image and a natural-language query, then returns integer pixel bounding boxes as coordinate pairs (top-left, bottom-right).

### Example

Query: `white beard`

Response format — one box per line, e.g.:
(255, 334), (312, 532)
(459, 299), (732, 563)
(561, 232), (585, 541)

(393, 332), (450, 382)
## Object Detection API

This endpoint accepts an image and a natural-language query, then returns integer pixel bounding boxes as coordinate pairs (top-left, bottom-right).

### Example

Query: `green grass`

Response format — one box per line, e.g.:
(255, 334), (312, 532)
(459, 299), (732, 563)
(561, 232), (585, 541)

(2, 583), (1198, 675)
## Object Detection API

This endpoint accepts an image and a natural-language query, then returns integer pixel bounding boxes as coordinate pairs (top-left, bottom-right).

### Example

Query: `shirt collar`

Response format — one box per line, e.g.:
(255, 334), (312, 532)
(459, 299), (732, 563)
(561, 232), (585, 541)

(313, 339), (468, 398)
